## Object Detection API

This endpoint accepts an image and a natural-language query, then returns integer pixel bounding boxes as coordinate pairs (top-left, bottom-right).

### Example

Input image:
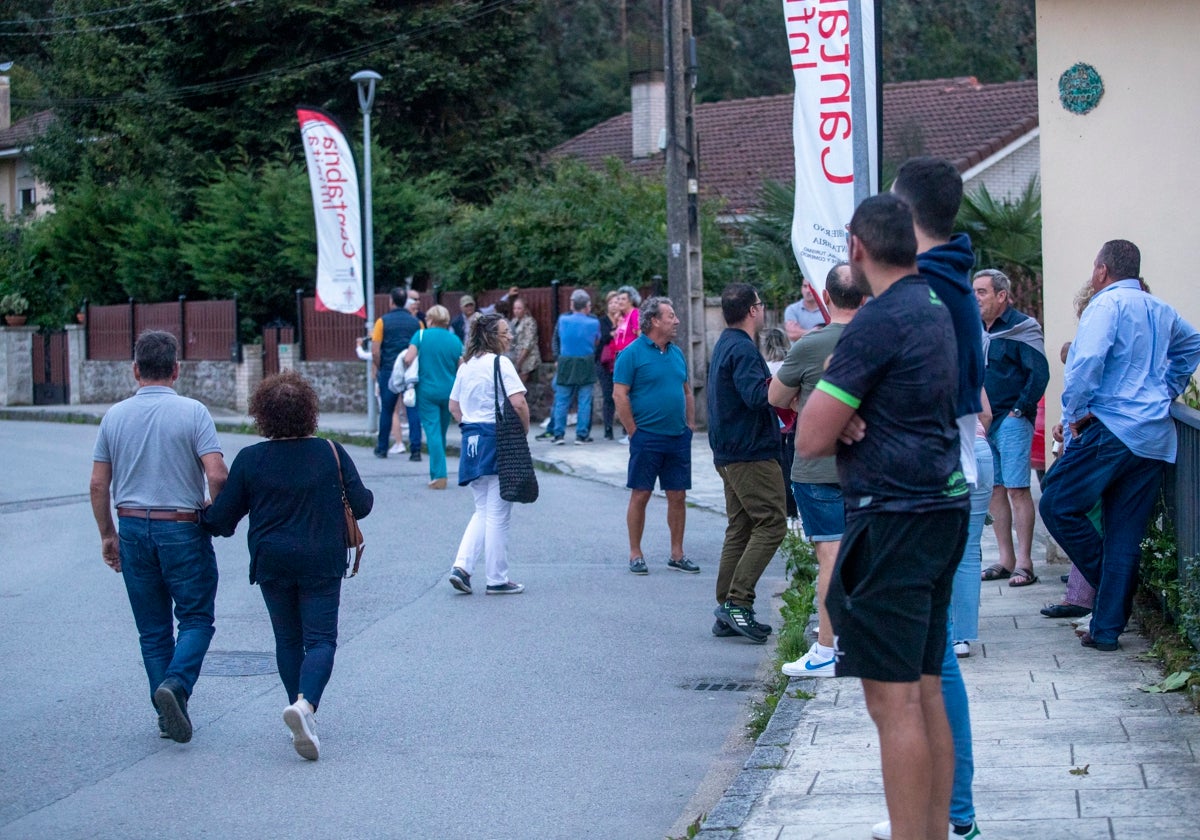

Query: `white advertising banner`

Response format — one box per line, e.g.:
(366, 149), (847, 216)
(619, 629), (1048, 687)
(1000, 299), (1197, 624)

(781, 0), (878, 299)
(297, 107), (365, 316)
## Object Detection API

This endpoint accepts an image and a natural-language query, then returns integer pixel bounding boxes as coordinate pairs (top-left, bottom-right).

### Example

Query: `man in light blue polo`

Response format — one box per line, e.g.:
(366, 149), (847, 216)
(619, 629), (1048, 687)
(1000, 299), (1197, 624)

(613, 296), (698, 576)
(542, 289), (600, 444)
(90, 330), (228, 744)
(1041, 239), (1200, 652)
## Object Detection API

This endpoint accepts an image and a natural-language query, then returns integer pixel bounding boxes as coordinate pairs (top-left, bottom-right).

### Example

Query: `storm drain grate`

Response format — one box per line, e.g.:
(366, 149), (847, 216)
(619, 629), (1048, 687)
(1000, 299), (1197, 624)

(692, 681), (754, 692)
(201, 651), (277, 677)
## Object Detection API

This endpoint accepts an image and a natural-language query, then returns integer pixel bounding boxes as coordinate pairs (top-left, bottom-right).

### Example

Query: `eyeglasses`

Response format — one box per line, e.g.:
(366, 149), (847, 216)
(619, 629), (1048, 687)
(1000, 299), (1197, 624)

(752, 299), (763, 308)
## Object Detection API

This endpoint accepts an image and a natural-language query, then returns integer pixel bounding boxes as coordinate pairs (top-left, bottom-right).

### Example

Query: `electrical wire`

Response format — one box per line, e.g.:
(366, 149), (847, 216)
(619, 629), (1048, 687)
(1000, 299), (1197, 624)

(0, 0), (178, 26)
(0, 1), (256, 36)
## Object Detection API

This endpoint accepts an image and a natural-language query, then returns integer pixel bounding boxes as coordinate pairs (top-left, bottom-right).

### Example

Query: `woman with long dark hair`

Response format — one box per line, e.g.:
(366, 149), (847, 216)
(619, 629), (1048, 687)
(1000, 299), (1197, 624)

(447, 314), (530, 595)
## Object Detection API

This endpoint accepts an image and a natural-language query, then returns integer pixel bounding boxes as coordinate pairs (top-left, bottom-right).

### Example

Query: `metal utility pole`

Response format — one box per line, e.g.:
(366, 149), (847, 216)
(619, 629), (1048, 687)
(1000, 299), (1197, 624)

(663, 0), (706, 425)
(352, 69), (381, 432)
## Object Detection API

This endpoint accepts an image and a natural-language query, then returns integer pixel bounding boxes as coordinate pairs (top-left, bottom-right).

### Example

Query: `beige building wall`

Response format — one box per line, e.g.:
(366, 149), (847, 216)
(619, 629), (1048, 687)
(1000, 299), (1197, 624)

(1037, 0), (1200, 443)
(0, 156), (49, 219)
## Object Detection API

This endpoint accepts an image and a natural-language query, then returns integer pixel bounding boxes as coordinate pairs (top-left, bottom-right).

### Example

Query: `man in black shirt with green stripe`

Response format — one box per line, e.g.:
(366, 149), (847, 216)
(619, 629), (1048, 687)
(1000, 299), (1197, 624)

(797, 194), (969, 840)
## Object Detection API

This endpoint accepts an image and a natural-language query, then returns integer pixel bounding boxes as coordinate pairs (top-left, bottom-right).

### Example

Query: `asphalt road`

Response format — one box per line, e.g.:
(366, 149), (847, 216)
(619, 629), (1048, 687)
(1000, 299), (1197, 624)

(0, 420), (779, 840)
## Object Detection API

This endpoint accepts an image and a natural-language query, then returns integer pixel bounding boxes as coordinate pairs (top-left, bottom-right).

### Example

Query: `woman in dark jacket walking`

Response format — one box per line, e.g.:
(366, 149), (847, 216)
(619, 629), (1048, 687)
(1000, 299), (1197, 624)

(202, 371), (373, 761)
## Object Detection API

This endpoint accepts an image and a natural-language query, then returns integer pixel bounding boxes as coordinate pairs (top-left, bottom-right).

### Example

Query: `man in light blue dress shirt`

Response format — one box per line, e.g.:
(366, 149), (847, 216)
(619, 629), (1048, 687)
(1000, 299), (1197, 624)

(1040, 240), (1200, 651)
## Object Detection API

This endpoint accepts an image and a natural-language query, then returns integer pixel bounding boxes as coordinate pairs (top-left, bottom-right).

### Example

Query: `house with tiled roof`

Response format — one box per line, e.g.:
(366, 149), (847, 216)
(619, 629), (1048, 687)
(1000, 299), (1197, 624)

(0, 77), (51, 219)
(552, 76), (1039, 219)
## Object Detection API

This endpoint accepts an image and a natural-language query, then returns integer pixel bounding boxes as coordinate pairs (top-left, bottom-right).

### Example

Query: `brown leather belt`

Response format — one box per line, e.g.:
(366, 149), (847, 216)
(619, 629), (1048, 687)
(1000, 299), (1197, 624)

(117, 508), (200, 522)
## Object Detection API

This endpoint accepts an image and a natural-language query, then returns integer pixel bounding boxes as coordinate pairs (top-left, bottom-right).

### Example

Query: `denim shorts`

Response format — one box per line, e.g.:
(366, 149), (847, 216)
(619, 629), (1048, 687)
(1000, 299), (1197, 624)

(791, 482), (845, 541)
(627, 428), (692, 492)
(988, 414), (1034, 488)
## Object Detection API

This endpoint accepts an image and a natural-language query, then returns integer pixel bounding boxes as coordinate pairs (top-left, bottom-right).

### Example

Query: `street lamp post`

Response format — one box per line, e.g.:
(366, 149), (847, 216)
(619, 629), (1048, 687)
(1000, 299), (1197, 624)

(352, 69), (382, 433)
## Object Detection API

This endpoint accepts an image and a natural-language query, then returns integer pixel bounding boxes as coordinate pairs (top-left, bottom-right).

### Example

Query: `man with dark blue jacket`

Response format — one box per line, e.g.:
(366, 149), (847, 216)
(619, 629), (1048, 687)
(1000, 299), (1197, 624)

(893, 157), (985, 486)
(975, 268), (1049, 586)
(371, 287), (421, 459)
(707, 283), (786, 644)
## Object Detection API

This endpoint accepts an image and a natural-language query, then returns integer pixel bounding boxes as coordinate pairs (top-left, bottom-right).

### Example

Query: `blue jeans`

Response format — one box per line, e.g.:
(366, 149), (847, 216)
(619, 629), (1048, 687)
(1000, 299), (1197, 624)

(941, 630), (974, 827)
(259, 576), (342, 710)
(376, 370), (400, 455)
(1039, 421), (1164, 645)
(596, 363), (615, 434)
(118, 518), (218, 706)
(405, 399), (422, 452)
(549, 380), (594, 440)
(950, 438), (994, 643)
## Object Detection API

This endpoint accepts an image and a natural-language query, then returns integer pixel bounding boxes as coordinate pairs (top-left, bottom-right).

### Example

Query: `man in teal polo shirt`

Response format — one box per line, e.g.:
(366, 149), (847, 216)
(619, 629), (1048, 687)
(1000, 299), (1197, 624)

(613, 296), (699, 576)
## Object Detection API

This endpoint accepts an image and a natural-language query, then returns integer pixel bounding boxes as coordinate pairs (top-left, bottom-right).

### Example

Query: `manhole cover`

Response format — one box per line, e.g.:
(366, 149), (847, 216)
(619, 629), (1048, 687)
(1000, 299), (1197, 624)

(692, 681), (754, 692)
(202, 651), (277, 677)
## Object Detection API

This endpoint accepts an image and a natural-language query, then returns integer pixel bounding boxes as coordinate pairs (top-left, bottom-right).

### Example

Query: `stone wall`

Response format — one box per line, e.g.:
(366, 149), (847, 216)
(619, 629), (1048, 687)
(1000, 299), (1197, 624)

(296, 361), (367, 413)
(80, 359), (238, 406)
(0, 325), (35, 406)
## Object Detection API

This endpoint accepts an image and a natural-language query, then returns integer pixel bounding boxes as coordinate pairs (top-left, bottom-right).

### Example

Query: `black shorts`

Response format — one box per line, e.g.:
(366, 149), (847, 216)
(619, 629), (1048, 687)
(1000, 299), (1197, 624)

(825, 508), (968, 682)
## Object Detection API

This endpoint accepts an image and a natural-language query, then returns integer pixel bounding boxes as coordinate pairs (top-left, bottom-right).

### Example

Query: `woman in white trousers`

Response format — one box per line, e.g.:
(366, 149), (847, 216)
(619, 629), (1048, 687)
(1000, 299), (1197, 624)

(447, 313), (530, 595)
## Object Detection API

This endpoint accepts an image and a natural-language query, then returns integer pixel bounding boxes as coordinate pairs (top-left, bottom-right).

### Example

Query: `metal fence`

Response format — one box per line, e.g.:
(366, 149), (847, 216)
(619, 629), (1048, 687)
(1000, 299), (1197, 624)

(296, 284), (611, 363)
(85, 285), (629, 366)
(262, 322), (296, 376)
(85, 299), (238, 361)
(1168, 401), (1200, 648)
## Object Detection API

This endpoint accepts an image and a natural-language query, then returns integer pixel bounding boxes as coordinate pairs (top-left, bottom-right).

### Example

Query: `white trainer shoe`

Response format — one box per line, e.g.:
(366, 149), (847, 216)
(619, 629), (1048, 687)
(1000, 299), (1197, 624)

(283, 699), (320, 761)
(781, 642), (836, 678)
(953, 641), (970, 658)
(388, 441), (406, 455)
(872, 819), (980, 839)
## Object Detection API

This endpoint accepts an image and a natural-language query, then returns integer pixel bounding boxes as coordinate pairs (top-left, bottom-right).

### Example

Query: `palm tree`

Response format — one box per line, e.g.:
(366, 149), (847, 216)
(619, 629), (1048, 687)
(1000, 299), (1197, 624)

(738, 179), (804, 311)
(956, 175), (1042, 319)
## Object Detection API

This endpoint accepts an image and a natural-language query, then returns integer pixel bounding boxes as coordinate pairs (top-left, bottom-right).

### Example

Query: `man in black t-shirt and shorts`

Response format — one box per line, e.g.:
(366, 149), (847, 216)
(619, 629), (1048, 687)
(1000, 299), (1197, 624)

(797, 193), (969, 840)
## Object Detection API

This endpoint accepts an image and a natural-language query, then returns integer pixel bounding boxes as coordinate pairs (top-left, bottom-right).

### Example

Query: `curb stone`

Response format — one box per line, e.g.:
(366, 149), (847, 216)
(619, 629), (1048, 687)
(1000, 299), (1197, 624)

(696, 678), (816, 837)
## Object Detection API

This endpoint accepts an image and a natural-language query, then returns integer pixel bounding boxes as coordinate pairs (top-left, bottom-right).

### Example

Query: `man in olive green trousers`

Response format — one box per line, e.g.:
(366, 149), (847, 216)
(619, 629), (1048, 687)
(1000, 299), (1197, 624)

(707, 282), (788, 644)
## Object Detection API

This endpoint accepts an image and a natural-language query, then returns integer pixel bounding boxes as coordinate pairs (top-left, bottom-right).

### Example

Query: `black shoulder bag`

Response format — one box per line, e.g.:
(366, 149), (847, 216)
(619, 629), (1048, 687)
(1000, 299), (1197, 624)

(493, 356), (539, 504)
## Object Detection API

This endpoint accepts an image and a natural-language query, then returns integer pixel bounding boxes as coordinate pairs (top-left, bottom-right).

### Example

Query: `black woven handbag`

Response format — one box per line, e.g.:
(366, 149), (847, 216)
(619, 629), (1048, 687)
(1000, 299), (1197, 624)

(493, 355), (539, 504)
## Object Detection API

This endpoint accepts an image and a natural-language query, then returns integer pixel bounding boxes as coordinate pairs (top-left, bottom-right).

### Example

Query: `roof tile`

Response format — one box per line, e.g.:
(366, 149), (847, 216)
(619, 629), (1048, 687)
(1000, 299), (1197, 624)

(552, 77), (1038, 215)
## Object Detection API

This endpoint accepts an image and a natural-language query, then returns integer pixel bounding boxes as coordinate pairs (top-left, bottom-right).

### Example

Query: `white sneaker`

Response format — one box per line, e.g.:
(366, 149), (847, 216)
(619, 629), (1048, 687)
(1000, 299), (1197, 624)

(388, 441), (406, 455)
(781, 642), (836, 678)
(872, 819), (974, 839)
(619, 435), (630, 445)
(953, 641), (970, 658)
(283, 700), (320, 761)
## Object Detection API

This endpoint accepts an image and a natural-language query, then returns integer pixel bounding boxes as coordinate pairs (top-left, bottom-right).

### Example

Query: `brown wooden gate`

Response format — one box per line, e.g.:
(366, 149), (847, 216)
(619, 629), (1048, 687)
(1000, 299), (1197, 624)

(33, 330), (69, 405)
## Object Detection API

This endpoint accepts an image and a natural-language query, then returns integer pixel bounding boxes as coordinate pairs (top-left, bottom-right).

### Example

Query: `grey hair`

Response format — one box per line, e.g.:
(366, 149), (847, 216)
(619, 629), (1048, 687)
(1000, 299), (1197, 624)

(570, 289), (591, 311)
(973, 268), (1011, 295)
(639, 296), (673, 334)
(617, 285), (641, 306)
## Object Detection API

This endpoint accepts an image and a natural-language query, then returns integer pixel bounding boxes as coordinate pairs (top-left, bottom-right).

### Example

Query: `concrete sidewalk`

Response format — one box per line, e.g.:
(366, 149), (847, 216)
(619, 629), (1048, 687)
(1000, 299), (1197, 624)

(699, 535), (1200, 839)
(7, 403), (1200, 838)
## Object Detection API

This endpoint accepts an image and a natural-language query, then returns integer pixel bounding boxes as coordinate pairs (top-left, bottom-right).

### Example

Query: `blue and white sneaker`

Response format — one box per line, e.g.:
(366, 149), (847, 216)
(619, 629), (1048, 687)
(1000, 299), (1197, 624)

(781, 642), (836, 678)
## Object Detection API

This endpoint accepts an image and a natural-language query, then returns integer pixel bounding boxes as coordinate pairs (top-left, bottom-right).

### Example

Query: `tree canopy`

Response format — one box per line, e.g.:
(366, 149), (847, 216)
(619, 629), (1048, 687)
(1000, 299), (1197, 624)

(0, 0), (1038, 328)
